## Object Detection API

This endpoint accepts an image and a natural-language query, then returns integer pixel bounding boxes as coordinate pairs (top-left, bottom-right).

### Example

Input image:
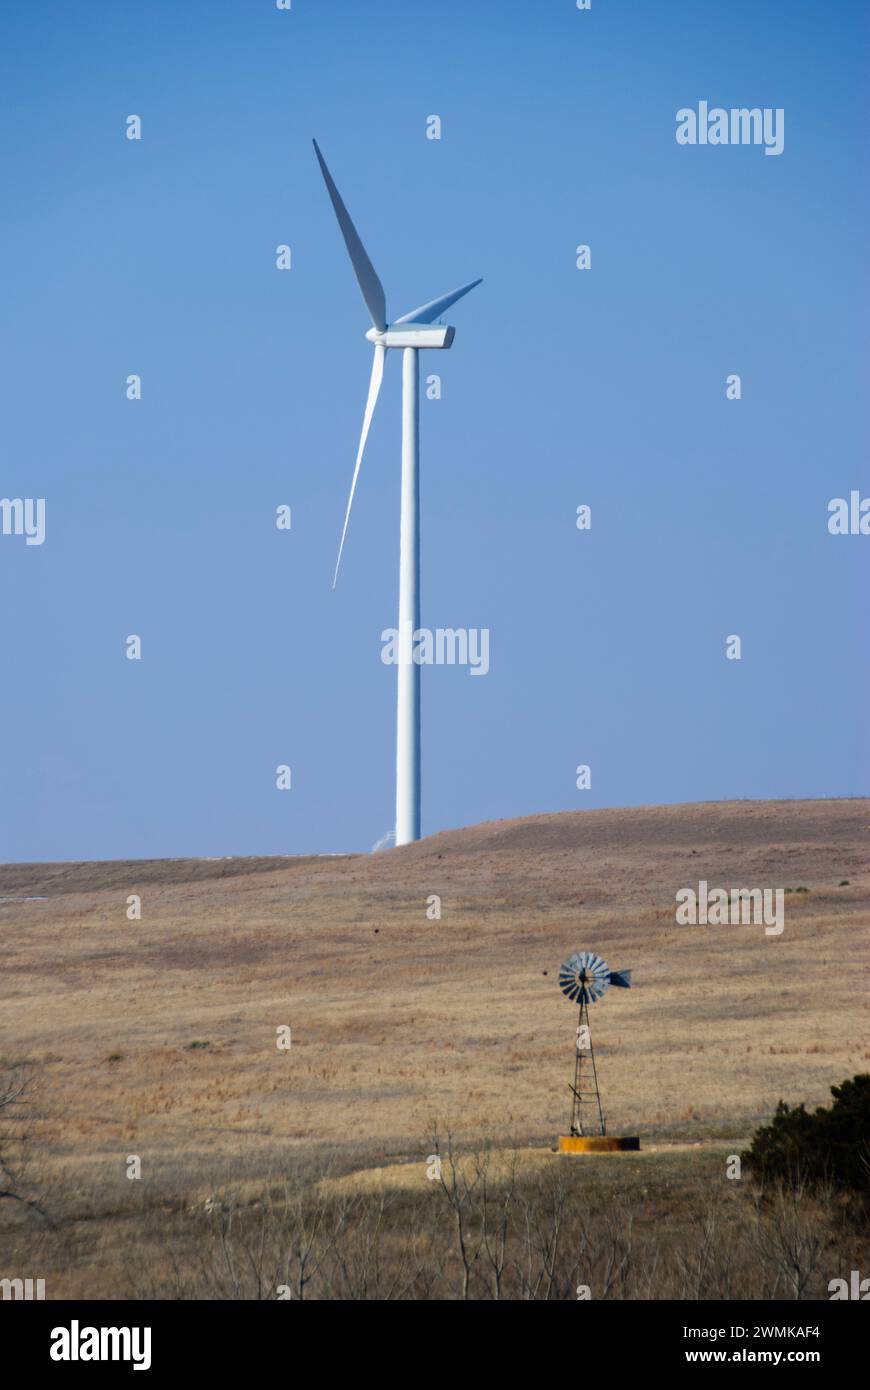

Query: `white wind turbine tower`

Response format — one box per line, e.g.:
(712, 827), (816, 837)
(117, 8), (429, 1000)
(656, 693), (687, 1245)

(314, 140), (481, 848)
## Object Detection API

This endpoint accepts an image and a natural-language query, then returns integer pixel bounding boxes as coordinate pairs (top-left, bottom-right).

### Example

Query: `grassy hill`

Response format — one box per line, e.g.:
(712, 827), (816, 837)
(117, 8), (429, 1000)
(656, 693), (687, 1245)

(1, 797), (867, 1297)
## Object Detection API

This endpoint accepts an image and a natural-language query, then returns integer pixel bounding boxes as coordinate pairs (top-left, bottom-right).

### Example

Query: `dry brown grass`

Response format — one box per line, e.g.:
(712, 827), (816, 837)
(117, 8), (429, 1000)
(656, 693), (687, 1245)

(5, 1141), (863, 1301)
(1, 797), (867, 1297)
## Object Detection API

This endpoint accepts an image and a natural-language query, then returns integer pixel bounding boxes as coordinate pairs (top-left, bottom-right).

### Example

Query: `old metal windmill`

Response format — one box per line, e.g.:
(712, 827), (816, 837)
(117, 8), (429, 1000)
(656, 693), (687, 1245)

(556, 951), (639, 1153)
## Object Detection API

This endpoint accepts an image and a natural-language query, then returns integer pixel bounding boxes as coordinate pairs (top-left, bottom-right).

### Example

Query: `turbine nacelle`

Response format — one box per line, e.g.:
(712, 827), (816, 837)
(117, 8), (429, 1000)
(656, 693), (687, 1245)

(365, 322), (455, 350)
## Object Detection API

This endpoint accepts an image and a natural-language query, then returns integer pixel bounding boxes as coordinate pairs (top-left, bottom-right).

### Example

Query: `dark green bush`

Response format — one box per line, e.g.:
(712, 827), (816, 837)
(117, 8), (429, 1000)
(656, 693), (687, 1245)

(742, 1075), (870, 1199)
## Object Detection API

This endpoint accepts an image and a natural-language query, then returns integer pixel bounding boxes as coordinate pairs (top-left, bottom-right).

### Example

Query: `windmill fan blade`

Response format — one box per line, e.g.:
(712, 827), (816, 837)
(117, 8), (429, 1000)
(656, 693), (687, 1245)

(333, 344), (386, 588)
(313, 140), (387, 332)
(609, 970), (632, 988)
(393, 278), (483, 325)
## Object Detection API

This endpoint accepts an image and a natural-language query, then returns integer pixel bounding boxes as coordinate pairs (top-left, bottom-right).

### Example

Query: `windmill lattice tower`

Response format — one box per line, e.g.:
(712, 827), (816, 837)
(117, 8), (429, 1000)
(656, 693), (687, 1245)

(557, 951), (639, 1154)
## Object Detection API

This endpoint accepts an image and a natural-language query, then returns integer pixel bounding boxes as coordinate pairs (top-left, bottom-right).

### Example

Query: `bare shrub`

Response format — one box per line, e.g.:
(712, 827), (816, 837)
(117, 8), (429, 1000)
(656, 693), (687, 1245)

(747, 1183), (832, 1300)
(0, 1068), (52, 1227)
(121, 1137), (854, 1301)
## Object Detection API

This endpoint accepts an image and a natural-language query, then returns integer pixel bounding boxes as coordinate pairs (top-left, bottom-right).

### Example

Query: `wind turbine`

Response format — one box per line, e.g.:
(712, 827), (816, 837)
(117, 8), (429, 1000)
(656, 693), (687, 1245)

(313, 139), (481, 848)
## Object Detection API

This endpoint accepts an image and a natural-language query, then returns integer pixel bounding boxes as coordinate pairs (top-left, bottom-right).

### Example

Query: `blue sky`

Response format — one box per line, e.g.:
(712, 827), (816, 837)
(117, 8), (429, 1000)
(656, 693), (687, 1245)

(1, 0), (867, 862)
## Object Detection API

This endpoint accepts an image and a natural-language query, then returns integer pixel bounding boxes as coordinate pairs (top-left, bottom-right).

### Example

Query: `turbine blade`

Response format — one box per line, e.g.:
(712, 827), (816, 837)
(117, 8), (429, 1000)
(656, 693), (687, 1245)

(333, 344), (386, 588)
(393, 278), (482, 326)
(313, 140), (387, 332)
